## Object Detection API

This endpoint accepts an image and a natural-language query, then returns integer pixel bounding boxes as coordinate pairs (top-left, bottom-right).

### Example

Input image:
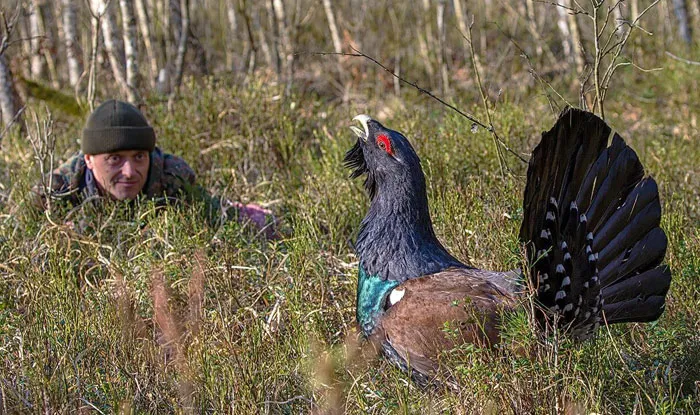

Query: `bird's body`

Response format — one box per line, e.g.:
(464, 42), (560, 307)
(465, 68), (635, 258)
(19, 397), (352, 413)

(345, 109), (671, 383)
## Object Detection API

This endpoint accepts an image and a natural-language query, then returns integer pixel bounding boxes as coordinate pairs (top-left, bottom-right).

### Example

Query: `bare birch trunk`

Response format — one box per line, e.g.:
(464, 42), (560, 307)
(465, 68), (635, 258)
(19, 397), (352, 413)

(28, 0), (45, 79)
(0, 53), (22, 129)
(419, 0), (436, 84)
(266, 0), (281, 75)
(453, 0), (483, 80)
(170, 0), (182, 50)
(254, 5), (273, 70)
(226, 0), (238, 71)
(87, 0), (104, 111)
(566, 0), (586, 74)
(556, 4), (573, 63)
(61, 0), (82, 88)
(271, 0), (293, 92)
(612, 3), (626, 37)
(96, 0), (134, 102)
(525, 0), (543, 57)
(322, 0), (343, 77)
(238, 0), (258, 75)
(322, 0), (342, 54)
(120, 0), (140, 100)
(672, 0), (693, 44)
(436, 0), (449, 96)
(17, 13), (32, 77)
(421, 0), (436, 55)
(171, 0), (189, 95)
(135, 0), (159, 84)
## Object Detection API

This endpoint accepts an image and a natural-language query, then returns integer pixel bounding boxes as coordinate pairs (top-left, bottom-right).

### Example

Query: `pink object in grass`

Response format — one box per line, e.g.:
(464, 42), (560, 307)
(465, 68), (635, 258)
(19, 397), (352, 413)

(232, 202), (277, 238)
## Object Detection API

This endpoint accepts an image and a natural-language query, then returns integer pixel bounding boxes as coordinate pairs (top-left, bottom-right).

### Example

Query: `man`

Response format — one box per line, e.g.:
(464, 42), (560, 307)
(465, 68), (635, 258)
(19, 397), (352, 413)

(33, 99), (274, 235)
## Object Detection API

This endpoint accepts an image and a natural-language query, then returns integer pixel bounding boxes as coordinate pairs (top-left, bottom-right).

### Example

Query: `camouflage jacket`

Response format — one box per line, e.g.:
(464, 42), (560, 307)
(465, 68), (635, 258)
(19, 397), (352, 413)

(32, 147), (224, 222)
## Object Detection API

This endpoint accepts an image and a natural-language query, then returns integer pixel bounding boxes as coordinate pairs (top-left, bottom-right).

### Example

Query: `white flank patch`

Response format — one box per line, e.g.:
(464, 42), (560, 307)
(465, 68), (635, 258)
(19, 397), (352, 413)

(388, 288), (406, 306)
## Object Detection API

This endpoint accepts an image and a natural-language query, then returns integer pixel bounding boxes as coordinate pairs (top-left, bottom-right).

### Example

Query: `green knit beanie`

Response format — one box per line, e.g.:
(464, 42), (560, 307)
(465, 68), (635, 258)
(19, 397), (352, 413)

(81, 100), (156, 154)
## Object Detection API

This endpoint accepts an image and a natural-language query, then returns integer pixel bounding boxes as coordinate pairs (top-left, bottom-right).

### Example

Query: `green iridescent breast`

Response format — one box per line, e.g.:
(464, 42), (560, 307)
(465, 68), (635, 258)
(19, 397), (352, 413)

(356, 266), (399, 334)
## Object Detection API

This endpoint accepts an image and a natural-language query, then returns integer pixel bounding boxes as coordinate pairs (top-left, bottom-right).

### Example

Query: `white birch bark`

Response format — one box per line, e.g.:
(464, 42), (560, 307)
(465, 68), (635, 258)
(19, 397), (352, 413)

(272, 0), (293, 93)
(322, 0), (342, 54)
(120, 0), (140, 98)
(171, 0), (189, 94)
(28, 0), (45, 79)
(556, 4), (573, 62)
(61, 0), (82, 87)
(566, 0), (585, 74)
(226, 0), (238, 70)
(436, 0), (449, 95)
(0, 54), (21, 128)
(255, 9), (273, 71)
(94, 0), (134, 102)
(135, 0), (159, 84)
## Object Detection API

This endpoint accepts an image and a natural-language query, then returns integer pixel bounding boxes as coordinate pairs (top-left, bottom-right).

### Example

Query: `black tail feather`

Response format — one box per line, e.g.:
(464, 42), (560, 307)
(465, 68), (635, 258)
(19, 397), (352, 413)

(520, 108), (671, 338)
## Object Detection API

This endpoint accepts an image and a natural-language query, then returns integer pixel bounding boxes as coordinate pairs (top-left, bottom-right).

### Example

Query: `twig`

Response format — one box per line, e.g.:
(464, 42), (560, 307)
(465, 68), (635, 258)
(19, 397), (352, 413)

(496, 24), (573, 112)
(261, 395), (313, 406)
(297, 49), (527, 164)
(296, 49), (489, 131)
(665, 51), (700, 66)
(0, 105), (25, 142)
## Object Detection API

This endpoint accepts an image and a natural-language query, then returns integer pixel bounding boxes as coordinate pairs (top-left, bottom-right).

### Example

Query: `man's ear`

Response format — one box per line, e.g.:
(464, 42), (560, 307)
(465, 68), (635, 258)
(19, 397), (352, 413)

(84, 154), (94, 170)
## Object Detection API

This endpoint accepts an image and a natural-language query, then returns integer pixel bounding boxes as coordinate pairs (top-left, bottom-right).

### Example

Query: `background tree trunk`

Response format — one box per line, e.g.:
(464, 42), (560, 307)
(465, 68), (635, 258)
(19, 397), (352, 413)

(120, 0), (141, 100)
(0, 54), (22, 129)
(28, 0), (46, 80)
(171, 0), (190, 95)
(135, 0), (159, 85)
(436, 0), (450, 96)
(60, 0), (82, 88)
(272, 0), (293, 94)
(672, 0), (693, 44)
(567, 0), (586, 75)
(453, 0), (483, 80)
(322, 0), (342, 55)
(556, 3), (573, 65)
(96, 0), (136, 102)
(226, 0), (238, 71)
(238, 0), (258, 76)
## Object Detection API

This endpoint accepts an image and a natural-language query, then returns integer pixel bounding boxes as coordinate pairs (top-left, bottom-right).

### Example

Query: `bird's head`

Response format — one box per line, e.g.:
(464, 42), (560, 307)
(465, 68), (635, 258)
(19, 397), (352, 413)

(344, 115), (422, 200)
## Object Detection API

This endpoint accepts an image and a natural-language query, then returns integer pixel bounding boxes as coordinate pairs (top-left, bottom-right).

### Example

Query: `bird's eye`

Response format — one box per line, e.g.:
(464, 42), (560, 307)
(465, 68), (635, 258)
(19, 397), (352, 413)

(376, 134), (393, 155)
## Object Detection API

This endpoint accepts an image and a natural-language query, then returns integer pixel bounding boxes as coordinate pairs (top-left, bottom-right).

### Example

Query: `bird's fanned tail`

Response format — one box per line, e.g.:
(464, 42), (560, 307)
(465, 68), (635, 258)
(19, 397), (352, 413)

(520, 108), (671, 338)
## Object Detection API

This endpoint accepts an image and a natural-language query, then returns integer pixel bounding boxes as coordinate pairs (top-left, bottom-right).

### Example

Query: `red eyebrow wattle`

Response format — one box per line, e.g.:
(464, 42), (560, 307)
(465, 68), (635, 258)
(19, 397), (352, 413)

(377, 134), (393, 155)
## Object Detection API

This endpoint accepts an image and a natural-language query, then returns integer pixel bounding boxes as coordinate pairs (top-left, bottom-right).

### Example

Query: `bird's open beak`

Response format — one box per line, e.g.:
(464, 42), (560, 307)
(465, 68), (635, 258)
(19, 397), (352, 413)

(351, 114), (371, 142)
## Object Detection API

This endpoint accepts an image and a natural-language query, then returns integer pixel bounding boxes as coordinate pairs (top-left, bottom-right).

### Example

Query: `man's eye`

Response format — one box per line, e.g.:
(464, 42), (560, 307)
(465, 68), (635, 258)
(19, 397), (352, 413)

(108, 156), (121, 163)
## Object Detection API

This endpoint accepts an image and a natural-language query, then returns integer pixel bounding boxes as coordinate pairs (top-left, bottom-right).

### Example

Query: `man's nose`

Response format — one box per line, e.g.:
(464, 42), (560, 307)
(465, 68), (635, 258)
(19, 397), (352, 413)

(122, 160), (135, 177)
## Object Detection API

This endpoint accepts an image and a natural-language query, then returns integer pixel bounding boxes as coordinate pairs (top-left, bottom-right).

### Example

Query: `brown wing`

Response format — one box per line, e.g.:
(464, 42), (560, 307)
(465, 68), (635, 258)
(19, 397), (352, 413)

(372, 267), (516, 378)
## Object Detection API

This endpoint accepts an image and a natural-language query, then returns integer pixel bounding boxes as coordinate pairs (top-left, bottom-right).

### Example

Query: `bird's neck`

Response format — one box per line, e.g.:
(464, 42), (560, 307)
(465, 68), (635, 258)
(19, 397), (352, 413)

(355, 172), (464, 284)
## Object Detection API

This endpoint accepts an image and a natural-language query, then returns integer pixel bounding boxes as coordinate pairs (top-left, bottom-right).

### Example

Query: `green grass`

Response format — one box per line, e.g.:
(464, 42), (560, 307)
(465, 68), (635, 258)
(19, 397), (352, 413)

(1, 68), (699, 413)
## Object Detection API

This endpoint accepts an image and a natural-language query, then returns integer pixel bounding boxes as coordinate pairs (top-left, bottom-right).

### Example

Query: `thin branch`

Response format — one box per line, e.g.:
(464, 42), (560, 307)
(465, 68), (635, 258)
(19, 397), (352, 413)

(536, 1), (587, 15)
(295, 50), (489, 130)
(297, 48), (528, 164)
(498, 23), (574, 110)
(0, 105), (25, 142)
(665, 51), (700, 66)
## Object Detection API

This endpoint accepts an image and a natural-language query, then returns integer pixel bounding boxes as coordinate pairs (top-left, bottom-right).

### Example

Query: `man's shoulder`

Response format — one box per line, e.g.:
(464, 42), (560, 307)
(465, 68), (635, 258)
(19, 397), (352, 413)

(160, 151), (196, 184)
(145, 148), (197, 198)
(50, 153), (86, 192)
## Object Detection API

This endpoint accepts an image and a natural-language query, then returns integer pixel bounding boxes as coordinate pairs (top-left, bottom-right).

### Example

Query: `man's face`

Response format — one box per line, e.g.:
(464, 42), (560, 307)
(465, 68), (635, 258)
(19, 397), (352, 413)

(84, 150), (150, 200)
